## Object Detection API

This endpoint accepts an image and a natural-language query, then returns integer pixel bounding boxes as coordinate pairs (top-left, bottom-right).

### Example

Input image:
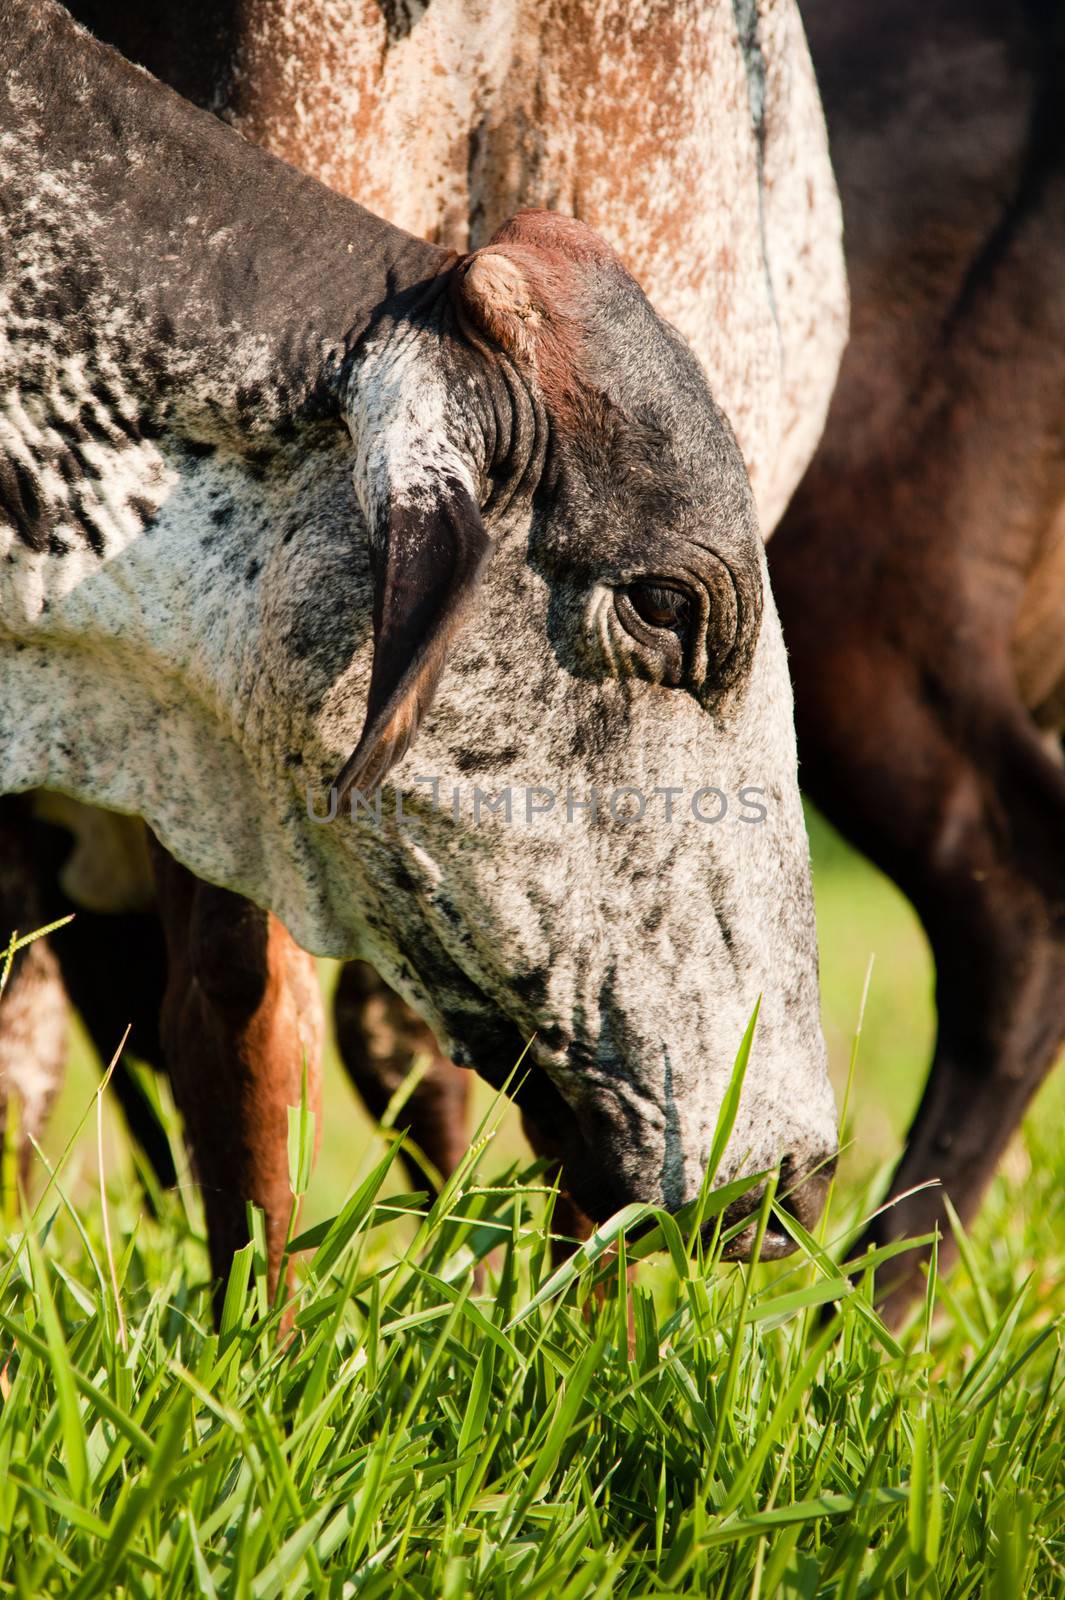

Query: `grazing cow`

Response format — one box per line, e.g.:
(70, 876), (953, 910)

(0, 0), (838, 1299)
(768, 0), (1065, 1320)
(43, 0), (845, 1248)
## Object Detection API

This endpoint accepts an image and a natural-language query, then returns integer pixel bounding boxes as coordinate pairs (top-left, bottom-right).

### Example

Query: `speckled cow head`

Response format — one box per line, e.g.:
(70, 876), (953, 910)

(304, 213), (837, 1235)
(1, 2), (835, 1239)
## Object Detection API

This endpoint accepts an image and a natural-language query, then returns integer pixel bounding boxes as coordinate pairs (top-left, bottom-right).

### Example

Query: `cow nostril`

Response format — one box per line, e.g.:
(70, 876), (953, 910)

(777, 1154), (835, 1237)
(719, 1153), (836, 1263)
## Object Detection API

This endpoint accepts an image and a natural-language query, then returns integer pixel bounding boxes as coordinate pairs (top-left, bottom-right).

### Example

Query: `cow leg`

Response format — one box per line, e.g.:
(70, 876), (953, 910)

(769, 599), (1065, 1321)
(22, 806), (177, 1187)
(149, 841), (323, 1315)
(864, 711), (1065, 1323)
(0, 799), (67, 1191)
(43, 904), (177, 1188)
(333, 961), (470, 1190)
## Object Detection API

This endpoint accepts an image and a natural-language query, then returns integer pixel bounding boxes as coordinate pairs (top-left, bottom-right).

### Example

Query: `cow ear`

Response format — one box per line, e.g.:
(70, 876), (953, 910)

(333, 477), (492, 800)
(458, 251), (541, 362)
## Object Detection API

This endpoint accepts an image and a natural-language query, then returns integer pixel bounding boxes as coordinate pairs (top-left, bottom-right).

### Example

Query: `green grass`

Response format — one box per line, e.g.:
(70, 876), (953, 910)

(1, 810), (1064, 1595)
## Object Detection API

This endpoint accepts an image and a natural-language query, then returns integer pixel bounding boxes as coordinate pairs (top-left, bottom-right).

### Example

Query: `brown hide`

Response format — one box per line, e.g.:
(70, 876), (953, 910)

(769, 0), (1065, 1321)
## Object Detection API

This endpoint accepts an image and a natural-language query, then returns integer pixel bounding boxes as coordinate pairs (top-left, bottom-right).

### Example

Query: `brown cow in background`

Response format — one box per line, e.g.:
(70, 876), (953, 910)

(770, 0), (1065, 1319)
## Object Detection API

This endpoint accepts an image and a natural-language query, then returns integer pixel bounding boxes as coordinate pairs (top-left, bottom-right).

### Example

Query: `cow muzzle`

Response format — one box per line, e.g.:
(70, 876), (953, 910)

(718, 1153), (836, 1261)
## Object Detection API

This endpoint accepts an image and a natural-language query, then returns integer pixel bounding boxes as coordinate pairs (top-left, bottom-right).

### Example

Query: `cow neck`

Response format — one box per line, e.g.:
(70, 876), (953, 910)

(2, 0), (451, 450)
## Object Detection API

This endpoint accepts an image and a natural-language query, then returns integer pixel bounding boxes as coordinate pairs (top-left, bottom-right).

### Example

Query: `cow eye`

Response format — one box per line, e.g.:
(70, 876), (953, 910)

(602, 564), (743, 692)
(626, 581), (692, 633)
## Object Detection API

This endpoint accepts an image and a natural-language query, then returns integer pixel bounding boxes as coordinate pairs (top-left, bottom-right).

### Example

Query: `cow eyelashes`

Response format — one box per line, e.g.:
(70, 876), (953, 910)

(625, 581), (692, 634)
(599, 564), (745, 693)
(612, 577), (699, 687)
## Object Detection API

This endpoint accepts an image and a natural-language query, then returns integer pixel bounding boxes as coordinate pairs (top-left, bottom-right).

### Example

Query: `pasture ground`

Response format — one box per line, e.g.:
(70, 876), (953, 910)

(1, 808), (1063, 1595)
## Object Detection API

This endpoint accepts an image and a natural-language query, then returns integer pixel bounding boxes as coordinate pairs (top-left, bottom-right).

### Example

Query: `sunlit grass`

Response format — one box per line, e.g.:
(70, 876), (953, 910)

(3, 814), (1064, 1594)
(2, 1053), (1064, 1596)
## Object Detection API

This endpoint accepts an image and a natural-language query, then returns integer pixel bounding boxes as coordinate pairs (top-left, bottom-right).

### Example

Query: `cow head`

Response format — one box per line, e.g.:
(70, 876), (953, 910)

(313, 212), (836, 1245)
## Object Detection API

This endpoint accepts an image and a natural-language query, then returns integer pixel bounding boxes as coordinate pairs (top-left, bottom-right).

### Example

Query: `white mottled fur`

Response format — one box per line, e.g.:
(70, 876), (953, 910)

(1, 313), (835, 1200)
(0, 0), (838, 1207)
(348, 326), (483, 524)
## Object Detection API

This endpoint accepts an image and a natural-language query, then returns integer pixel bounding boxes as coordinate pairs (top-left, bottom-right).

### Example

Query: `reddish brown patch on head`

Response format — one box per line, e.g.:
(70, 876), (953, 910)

(481, 209), (624, 279)
(454, 209), (626, 432)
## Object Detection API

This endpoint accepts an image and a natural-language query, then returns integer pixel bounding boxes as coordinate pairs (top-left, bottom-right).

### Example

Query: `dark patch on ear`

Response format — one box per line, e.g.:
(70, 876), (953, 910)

(334, 477), (492, 799)
(0, 456), (53, 551)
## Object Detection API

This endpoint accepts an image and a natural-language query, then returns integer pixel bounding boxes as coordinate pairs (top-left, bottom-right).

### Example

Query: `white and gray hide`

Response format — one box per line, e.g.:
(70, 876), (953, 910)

(0, 0), (836, 1231)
